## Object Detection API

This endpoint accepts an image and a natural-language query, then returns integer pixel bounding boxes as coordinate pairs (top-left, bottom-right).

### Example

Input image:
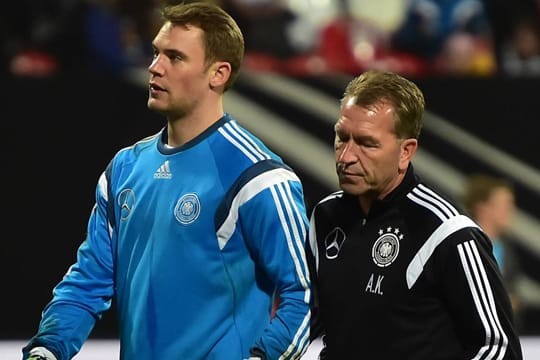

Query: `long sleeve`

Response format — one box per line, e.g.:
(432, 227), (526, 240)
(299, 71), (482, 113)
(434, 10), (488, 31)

(23, 170), (115, 360)
(434, 228), (523, 359)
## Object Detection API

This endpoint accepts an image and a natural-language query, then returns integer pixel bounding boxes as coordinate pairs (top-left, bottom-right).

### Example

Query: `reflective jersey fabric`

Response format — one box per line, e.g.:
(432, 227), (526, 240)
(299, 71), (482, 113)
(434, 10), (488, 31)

(307, 165), (523, 360)
(24, 114), (311, 360)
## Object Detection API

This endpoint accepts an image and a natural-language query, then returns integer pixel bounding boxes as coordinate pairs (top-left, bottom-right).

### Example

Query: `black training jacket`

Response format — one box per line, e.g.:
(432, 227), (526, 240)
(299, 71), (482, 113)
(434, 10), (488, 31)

(306, 165), (523, 359)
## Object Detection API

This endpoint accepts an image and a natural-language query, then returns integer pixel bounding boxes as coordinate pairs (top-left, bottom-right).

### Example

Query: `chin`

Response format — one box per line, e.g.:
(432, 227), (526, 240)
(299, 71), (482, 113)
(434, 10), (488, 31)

(147, 101), (165, 113)
(341, 180), (372, 195)
(339, 182), (358, 194)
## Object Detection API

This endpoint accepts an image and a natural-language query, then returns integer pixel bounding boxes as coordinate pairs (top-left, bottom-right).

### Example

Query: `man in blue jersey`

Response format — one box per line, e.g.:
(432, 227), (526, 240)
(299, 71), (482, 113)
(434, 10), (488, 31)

(306, 70), (523, 359)
(23, 2), (311, 360)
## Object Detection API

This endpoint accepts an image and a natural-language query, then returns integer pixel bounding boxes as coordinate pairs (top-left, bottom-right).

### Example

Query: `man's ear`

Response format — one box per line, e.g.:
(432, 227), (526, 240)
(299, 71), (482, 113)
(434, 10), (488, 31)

(399, 138), (417, 171)
(209, 62), (231, 89)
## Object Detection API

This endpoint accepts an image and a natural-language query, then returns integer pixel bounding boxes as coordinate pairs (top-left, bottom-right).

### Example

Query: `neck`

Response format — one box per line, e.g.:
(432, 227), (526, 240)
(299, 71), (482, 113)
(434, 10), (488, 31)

(167, 98), (224, 147)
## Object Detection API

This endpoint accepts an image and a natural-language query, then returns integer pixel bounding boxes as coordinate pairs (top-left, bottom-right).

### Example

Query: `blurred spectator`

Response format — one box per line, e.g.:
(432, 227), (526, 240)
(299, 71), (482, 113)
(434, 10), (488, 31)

(222, 0), (299, 59)
(229, 0), (539, 77)
(287, 0), (429, 76)
(5, 0), (537, 78)
(83, 0), (157, 74)
(390, 0), (495, 76)
(312, 0), (369, 75)
(461, 174), (523, 329)
(240, 0), (497, 77)
(500, 16), (540, 76)
(83, 0), (127, 73)
(2, 0), (161, 77)
(432, 30), (496, 75)
(483, 0), (540, 76)
(3, 0), (87, 77)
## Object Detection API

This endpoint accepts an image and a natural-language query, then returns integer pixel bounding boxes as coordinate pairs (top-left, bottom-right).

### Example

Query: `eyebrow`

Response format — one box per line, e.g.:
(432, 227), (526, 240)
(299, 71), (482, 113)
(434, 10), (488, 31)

(153, 44), (187, 58)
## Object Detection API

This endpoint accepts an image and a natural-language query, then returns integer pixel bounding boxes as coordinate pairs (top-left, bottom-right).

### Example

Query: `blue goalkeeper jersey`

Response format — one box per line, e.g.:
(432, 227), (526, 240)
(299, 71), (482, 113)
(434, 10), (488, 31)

(24, 114), (311, 359)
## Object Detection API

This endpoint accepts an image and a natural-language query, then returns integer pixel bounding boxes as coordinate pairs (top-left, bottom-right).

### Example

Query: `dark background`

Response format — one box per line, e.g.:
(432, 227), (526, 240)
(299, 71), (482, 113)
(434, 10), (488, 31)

(2, 72), (539, 340)
(1, 71), (163, 339)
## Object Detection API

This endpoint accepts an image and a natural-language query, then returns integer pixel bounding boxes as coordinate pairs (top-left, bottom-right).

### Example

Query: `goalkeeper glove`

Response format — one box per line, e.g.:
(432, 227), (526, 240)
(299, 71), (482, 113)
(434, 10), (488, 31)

(27, 347), (57, 360)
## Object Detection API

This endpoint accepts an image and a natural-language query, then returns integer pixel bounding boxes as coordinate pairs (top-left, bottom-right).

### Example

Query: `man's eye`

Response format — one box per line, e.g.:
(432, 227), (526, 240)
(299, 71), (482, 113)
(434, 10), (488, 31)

(363, 141), (378, 148)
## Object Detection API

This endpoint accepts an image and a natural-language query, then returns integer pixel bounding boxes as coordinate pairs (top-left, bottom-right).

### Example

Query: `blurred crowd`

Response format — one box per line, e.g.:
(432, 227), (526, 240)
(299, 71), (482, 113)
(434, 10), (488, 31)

(2, 0), (540, 78)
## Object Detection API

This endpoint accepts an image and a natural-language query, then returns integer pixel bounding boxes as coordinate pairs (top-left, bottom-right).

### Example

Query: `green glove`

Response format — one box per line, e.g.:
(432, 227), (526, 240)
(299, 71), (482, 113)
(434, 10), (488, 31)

(27, 347), (56, 360)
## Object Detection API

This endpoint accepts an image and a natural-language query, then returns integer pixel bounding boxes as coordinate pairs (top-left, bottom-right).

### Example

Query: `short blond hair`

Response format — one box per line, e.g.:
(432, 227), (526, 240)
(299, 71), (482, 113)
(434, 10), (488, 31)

(161, 2), (244, 91)
(342, 70), (425, 139)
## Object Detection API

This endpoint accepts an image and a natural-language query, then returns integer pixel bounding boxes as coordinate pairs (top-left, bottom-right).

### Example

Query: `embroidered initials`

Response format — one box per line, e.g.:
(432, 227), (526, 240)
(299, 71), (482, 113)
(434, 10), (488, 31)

(365, 273), (384, 295)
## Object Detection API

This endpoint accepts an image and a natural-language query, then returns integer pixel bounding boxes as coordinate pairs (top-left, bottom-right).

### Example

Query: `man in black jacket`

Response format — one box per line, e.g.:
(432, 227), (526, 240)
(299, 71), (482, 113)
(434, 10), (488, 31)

(306, 69), (523, 359)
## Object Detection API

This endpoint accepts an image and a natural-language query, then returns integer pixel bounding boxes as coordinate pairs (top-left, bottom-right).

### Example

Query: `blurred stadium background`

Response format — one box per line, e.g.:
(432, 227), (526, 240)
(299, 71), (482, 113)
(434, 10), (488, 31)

(2, 0), (540, 358)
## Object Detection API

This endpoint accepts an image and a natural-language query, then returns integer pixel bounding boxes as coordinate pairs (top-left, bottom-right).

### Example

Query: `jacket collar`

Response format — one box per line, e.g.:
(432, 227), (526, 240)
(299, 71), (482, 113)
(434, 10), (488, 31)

(343, 164), (419, 218)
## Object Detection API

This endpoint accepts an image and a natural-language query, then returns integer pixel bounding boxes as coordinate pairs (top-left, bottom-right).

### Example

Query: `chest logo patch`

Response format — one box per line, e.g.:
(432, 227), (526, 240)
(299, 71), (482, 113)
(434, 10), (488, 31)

(118, 189), (135, 221)
(324, 227), (346, 259)
(174, 193), (201, 225)
(372, 227), (402, 267)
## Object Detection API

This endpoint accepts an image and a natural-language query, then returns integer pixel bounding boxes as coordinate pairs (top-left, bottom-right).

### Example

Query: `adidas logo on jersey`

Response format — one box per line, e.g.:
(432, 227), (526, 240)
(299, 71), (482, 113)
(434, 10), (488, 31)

(154, 160), (172, 179)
